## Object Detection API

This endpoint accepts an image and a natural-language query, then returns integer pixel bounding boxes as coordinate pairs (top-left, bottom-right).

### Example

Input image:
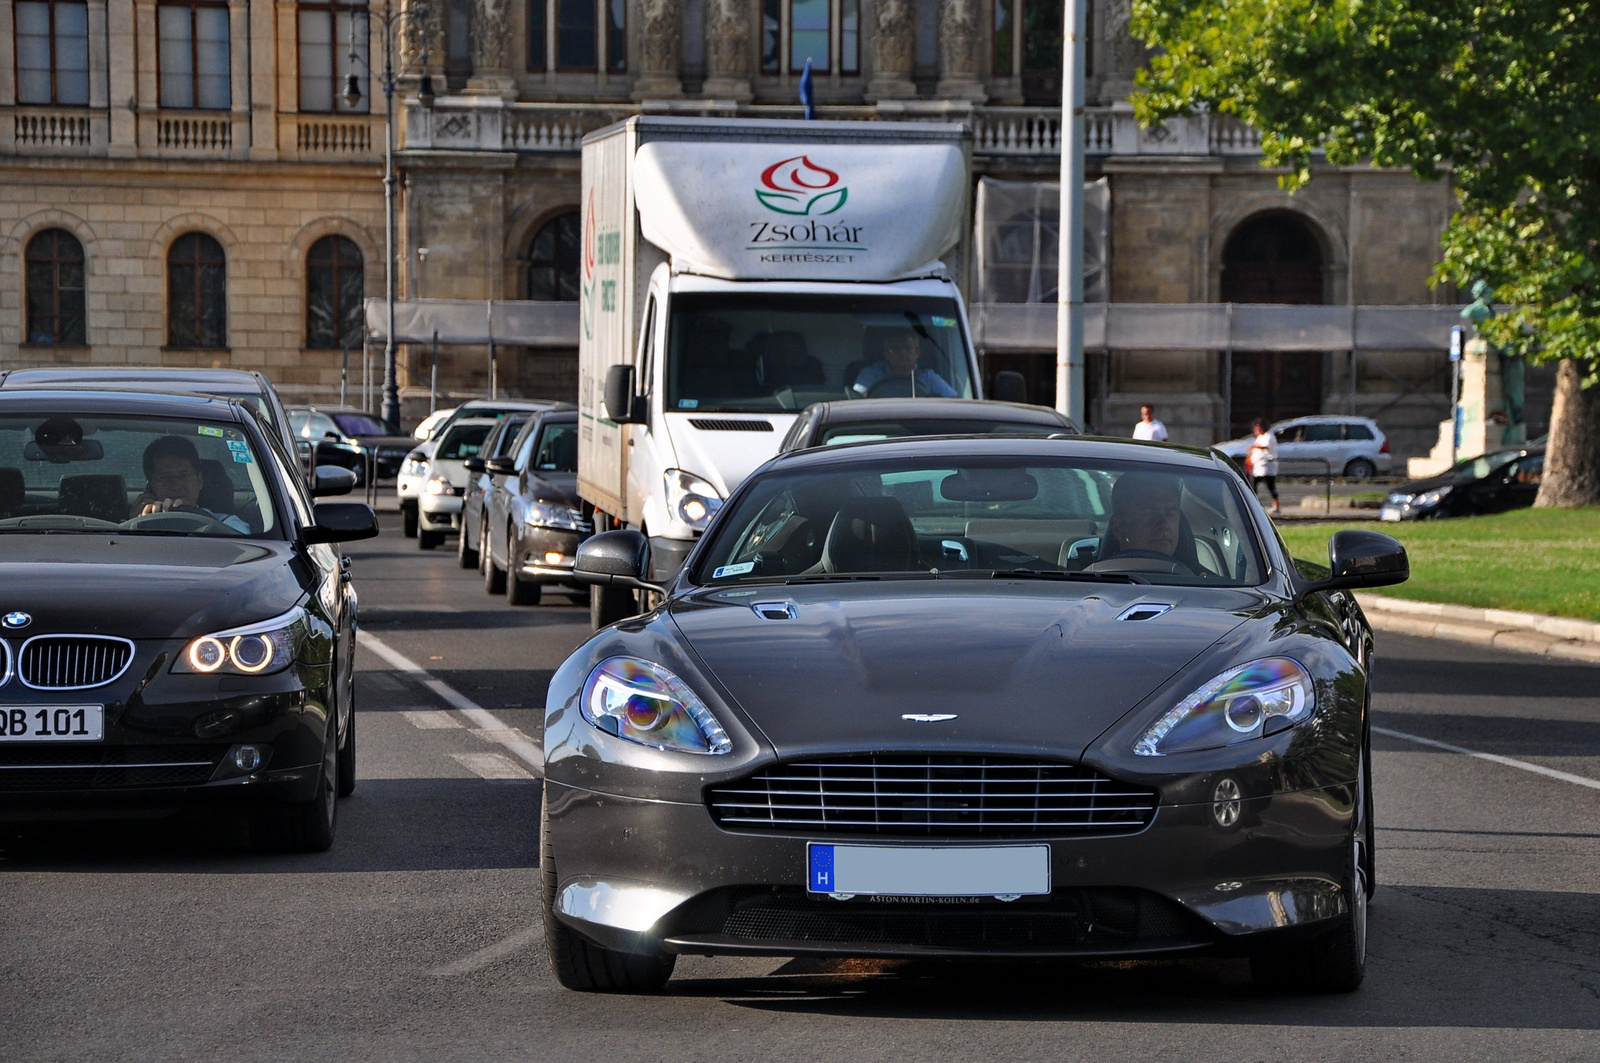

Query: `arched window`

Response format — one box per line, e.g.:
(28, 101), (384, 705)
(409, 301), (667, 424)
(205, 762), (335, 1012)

(25, 229), (86, 346)
(167, 232), (227, 348)
(1221, 212), (1325, 304)
(306, 234), (364, 349)
(525, 212), (579, 301)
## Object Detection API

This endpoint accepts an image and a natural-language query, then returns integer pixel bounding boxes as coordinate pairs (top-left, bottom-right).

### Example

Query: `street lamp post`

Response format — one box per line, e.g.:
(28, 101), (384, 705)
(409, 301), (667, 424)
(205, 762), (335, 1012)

(344, 1), (434, 433)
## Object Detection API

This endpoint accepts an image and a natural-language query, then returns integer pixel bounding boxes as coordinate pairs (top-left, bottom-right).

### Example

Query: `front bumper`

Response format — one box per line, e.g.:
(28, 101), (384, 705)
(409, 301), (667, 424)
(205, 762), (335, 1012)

(544, 779), (1353, 959)
(512, 525), (588, 584)
(419, 494), (463, 529)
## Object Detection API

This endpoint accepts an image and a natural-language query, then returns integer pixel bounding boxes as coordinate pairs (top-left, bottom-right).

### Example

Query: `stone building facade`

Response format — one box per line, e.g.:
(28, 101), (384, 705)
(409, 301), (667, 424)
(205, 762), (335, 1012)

(1, 0), (1464, 450)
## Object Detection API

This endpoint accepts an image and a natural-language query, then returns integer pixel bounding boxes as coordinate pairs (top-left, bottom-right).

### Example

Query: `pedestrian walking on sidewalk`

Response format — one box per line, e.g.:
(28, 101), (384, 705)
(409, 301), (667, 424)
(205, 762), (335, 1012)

(1131, 404), (1169, 442)
(1248, 418), (1280, 513)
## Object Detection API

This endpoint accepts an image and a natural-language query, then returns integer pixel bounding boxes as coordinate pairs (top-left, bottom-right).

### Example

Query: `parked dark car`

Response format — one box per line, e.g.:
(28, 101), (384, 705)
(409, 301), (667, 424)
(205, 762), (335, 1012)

(479, 408), (587, 605)
(779, 398), (1077, 454)
(287, 406), (366, 483)
(457, 413), (531, 569)
(543, 435), (1408, 993)
(0, 367), (299, 467)
(290, 405), (415, 480)
(1380, 444), (1545, 520)
(0, 389), (377, 851)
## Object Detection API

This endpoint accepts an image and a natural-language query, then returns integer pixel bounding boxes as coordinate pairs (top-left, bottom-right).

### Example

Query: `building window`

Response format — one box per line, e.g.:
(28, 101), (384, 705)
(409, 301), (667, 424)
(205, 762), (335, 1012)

(761, 0), (858, 76)
(526, 0), (623, 72)
(298, 0), (369, 113)
(306, 235), (364, 349)
(158, 1), (232, 109)
(525, 213), (579, 301)
(25, 229), (86, 346)
(993, 0), (1063, 103)
(167, 233), (227, 348)
(15, 0), (90, 105)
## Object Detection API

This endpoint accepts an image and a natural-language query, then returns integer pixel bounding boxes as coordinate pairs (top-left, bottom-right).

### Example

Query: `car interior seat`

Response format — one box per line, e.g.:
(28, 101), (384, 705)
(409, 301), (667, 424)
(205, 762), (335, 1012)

(58, 474), (129, 523)
(759, 331), (824, 389)
(0, 467), (24, 518)
(197, 459), (236, 514)
(816, 496), (922, 573)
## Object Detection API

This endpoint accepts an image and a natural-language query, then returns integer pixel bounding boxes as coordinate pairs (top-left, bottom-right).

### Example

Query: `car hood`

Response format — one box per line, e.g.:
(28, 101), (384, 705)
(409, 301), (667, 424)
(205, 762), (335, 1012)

(0, 535), (307, 639)
(668, 581), (1265, 758)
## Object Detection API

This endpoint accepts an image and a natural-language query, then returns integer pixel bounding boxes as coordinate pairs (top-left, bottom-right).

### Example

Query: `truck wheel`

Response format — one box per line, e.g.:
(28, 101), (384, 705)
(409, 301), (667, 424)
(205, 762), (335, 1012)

(590, 584), (635, 629)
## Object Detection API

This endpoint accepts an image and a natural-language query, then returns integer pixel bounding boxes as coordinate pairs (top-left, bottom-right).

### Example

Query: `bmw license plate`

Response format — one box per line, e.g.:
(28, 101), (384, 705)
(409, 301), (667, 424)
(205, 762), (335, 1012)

(0, 705), (104, 742)
(807, 843), (1050, 899)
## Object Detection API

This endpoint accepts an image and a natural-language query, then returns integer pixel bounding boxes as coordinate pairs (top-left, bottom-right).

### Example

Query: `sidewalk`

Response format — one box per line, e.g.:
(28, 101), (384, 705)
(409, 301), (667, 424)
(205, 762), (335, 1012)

(1356, 593), (1600, 664)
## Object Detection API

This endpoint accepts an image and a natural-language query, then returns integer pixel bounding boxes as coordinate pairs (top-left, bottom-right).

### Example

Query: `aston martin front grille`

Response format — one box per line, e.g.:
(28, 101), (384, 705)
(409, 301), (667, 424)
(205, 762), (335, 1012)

(708, 756), (1159, 837)
(18, 636), (134, 690)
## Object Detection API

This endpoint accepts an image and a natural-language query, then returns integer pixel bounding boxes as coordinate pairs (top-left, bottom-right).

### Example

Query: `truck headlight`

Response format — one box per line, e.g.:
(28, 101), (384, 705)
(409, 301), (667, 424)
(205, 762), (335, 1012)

(580, 657), (731, 755)
(1134, 657), (1315, 756)
(174, 608), (305, 676)
(665, 469), (723, 529)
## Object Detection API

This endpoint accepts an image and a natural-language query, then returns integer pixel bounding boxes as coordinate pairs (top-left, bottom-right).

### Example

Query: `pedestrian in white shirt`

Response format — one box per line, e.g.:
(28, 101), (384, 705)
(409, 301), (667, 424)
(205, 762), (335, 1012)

(1131, 405), (1169, 442)
(1248, 418), (1280, 513)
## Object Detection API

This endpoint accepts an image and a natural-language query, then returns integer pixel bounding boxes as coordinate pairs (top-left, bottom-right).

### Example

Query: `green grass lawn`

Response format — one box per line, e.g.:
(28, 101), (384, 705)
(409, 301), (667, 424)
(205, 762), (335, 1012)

(1276, 508), (1600, 622)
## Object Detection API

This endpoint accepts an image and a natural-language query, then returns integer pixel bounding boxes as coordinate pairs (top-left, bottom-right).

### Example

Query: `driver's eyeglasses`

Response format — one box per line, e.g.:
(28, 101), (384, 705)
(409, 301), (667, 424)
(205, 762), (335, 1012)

(150, 469), (199, 486)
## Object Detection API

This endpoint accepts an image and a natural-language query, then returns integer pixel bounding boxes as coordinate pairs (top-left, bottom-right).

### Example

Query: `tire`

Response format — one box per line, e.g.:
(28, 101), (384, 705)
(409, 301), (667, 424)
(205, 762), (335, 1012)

(458, 511), (480, 569)
(507, 564), (542, 606)
(590, 584), (635, 629)
(484, 538), (507, 595)
(1343, 458), (1377, 481)
(541, 786), (674, 992)
(402, 504), (418, 538)
(336, 705), (356, 798)
(418, 526), (443, 550)
(251, 712), (338, 853)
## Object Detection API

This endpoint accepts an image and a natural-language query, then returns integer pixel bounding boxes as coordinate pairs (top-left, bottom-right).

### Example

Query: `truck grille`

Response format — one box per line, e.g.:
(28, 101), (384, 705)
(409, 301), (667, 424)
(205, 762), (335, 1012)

(18, 636), (134, 690)
(708, 756), (1159, 837)
(0, 744), (228, 791)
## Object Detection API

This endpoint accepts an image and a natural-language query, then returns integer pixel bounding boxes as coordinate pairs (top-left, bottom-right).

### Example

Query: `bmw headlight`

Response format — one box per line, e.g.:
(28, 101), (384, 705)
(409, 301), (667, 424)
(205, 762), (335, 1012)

(1134, 657), (1315, 756)
(525, 501), (585, 530)
(174, 607), (305, 676)
(580, 657), (731, 755)
(664, 469), (723, 529)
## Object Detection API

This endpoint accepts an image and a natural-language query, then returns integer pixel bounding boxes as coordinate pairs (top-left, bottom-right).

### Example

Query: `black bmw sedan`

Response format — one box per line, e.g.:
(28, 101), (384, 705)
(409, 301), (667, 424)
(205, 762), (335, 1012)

(543, 436), (1409, 993)
(0, 390), (377, 851)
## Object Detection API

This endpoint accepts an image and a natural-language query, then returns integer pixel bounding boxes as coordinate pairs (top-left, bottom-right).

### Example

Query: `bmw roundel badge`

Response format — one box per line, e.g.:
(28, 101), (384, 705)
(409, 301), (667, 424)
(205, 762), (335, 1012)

(2, 611), (31, 630)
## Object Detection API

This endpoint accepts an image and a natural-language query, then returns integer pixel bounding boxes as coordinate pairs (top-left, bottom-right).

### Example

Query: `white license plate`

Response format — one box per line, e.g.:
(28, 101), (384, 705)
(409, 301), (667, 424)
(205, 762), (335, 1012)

(0, 705), (104, 742)
(807, 843), (1050, 899)
(1379, 507), (1403, 522)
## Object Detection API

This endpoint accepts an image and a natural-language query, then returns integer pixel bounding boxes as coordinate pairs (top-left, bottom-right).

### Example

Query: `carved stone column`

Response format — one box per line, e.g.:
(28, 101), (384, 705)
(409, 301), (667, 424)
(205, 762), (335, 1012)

(400, 0), (446, 87)
(632, 0), (684, 100)
(864, 0), (915, 100)
(465, 0), (515, 97)
(700, 0), (752, 101)
(934, 0), (986, 101)
(1099, 0), (1143, 101)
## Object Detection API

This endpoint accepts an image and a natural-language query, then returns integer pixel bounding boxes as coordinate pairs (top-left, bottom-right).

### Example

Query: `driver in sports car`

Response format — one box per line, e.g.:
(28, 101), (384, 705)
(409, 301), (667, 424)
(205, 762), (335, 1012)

(1096, 471), (1202, 572)
(850, 330), (958, 398)
(135, 435), (250, 533)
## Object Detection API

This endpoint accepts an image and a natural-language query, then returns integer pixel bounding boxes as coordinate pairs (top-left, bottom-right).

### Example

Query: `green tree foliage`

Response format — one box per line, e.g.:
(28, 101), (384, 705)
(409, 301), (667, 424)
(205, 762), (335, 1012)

(1132, 0), (1600, 504)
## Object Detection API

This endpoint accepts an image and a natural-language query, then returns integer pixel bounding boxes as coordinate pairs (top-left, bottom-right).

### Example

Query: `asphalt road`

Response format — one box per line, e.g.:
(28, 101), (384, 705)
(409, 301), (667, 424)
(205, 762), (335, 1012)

(4, 523), (1599, 1062)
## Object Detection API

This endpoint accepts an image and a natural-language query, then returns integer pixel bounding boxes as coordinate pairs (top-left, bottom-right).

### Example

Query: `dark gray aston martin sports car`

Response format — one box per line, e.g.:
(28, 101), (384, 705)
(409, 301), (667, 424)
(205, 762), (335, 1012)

(542, 436), (1409, 993)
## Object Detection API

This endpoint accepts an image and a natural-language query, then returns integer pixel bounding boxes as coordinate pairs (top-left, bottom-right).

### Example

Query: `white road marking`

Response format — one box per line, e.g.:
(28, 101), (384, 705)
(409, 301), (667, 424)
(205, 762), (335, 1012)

(401, 709), (463, 730)
(449, 752), (537, 781)
(1375, 726), (1600, 792)
(430, 925), (542, 977)
(358, 630), (545, 774)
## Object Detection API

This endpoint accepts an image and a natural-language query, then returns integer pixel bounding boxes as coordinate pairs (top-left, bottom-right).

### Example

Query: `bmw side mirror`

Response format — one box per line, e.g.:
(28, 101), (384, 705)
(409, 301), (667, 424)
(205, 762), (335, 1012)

(463, 457), (486, 473)
(305, 502), (380, 545)
(574, 529), (663, 594)
(1297, 529), (1409, 599)
(604, 364), (645, 424)
(992, 370), (1028, 404)
(312, 465), (357, 497)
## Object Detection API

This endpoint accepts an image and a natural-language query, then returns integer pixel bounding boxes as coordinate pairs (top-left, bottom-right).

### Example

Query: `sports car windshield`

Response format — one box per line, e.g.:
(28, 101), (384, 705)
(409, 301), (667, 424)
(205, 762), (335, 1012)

(694, 457), (1265, 587)
(0, 415), (280, 537)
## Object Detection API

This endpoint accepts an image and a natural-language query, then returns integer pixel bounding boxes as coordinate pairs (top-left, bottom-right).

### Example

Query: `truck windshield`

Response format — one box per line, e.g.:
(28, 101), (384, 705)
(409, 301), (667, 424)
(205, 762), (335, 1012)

(666, 293), (975, 414)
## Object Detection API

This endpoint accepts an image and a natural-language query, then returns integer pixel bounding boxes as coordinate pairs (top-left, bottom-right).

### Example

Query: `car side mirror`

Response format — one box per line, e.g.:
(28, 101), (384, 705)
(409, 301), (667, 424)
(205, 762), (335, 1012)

(311, 465), (357, 497)
(324, 431), (341, 441)
(304, 502), (380, 545)
(463, 457), (486, 473)
(1297, 529), (1409, 599)
(574, 529), (663, 594)
(992, 370), (1028, 404)
(604, 364), (646, 424)
(485, 456), (518, 475)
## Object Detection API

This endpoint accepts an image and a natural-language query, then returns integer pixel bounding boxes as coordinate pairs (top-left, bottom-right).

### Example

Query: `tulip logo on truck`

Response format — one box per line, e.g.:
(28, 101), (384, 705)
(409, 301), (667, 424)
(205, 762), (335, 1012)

(750, 155), (866, 264)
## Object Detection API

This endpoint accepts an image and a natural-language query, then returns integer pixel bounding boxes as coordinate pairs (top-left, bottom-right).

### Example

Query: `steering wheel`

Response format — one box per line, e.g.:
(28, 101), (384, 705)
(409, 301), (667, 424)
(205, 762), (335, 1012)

(122, 507), (235, 534)
(865, 375), (918, 399)
(1089, 550), (1196, 577)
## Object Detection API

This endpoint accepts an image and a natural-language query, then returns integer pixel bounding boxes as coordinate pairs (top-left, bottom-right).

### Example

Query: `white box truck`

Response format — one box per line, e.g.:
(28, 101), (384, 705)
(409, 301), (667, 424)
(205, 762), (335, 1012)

(578, 116), (986, 624)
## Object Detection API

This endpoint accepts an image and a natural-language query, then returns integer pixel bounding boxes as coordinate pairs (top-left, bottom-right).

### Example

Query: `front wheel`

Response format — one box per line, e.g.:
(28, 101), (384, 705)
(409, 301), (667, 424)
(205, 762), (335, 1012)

(457, 512), (480, 568)
(402, 504), (418, 538)
(507, 563), (542, 606)
(336, 707), (356, 798)
(1343, 458), (1377, 481)
(251, 712), (338, 853)
(418, 526), (443, 550)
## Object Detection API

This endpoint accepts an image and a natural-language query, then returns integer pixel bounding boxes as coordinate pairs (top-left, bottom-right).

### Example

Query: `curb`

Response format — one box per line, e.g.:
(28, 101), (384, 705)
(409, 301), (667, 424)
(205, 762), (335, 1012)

(1355, 593), (1600, 664)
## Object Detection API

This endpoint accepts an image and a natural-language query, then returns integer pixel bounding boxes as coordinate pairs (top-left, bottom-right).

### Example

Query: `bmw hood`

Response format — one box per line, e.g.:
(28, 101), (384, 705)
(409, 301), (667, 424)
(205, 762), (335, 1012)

(0, 536), (306, 640)
(668, 581), (1265, 759)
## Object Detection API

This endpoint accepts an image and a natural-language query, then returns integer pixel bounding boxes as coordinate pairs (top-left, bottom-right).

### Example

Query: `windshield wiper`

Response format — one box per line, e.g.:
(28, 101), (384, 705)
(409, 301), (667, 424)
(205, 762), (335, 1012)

(990, 568), (1147, 585)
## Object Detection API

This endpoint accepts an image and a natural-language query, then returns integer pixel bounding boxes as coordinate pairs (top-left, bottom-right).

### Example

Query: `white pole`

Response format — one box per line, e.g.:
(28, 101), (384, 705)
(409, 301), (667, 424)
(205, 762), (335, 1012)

(1055, 0), (1087, 426)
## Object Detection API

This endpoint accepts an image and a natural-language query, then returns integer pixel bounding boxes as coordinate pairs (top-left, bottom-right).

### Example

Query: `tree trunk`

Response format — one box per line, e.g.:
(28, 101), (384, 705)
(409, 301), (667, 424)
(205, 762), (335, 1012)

(1533, 358), (1600, 507)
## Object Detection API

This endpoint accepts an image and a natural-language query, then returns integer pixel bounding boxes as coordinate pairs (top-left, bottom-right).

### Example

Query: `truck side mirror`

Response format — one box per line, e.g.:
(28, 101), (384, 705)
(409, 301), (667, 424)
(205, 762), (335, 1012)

(992, 371), (1028, 404)
(604, 364), (645, 424)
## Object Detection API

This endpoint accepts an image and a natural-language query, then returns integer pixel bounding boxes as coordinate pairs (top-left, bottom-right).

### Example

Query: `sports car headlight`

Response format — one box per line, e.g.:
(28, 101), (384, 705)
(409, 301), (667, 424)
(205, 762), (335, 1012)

(580, 657), (731, 755)
(1134, 657), (1315, 756)
(525, 501), (584, 530)
(664, 469), (723, 529)
(173, 608), (305, 676)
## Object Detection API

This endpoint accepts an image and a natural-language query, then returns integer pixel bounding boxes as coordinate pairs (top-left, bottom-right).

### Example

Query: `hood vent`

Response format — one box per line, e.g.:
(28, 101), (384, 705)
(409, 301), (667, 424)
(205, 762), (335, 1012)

(751, 601), (797, 621)
(1117, 603), (1173, 623)
(689, 418), (774, 432)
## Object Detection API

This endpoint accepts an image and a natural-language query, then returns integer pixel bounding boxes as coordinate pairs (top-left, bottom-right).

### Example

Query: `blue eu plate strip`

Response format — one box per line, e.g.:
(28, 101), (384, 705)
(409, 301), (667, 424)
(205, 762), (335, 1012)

(808, 844), (835, 892)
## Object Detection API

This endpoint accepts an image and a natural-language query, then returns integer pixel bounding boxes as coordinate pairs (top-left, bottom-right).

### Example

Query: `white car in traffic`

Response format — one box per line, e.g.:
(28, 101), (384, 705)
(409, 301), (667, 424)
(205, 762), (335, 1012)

(1217, 415), (1392, 480)
(416, 418), (499, 550)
